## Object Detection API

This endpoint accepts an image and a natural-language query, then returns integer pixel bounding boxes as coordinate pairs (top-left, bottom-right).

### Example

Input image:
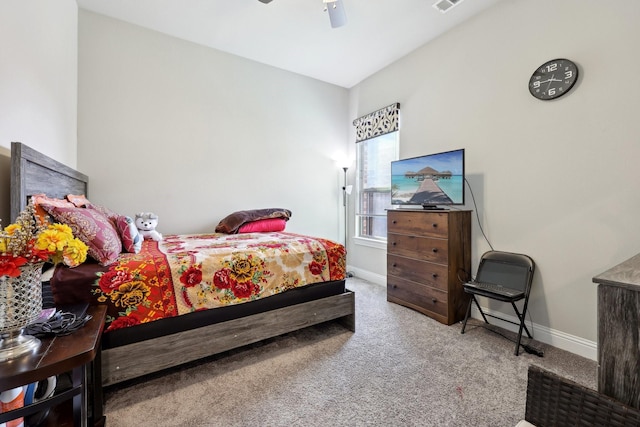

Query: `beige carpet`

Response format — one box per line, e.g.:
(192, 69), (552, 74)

(103, 277), (596, 426)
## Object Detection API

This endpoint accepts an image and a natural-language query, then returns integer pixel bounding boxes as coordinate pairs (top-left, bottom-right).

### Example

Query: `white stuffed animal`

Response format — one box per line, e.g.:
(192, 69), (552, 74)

(135, 212), (163, 241)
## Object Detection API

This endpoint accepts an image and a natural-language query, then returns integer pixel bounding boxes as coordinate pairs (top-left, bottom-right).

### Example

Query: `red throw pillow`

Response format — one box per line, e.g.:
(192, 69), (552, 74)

(215, 208), (292, 234)
(41, 205), (122, 266)
(238, 218), (287, 233)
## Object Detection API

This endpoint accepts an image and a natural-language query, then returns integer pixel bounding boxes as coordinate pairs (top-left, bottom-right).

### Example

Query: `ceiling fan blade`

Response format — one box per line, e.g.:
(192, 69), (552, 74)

(258, 0), (273, 3)
(327, 0), (347, 28)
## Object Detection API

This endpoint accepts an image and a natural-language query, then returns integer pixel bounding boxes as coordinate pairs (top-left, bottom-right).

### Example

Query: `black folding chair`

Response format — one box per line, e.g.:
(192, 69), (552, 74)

(460, 250), (535, 355)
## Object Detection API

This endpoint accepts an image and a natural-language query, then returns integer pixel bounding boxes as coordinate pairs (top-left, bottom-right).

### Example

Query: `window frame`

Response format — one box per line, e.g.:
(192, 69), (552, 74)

(354, 130), (399, 243)
(351, 103), (400, 245)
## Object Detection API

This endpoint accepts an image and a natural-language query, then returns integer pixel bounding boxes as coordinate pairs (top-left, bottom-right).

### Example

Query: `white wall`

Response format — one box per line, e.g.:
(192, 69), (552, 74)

(348, 0), (640, 354)
(5, 0), (636, 359)
(77, 11), (349, 239)
(0, 0), (78, 223)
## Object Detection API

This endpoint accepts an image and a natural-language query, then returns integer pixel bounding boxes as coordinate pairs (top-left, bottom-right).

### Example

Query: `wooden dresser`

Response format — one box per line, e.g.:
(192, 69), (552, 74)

(387, 209), (471, 325)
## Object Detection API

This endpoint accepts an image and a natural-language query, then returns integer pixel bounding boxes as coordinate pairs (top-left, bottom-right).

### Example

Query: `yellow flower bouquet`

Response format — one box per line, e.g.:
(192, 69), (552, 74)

(0, 201), (88, 277)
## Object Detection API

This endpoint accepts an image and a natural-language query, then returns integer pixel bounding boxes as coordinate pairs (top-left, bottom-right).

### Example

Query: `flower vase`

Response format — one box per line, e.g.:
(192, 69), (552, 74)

(0, 262), (43, 361)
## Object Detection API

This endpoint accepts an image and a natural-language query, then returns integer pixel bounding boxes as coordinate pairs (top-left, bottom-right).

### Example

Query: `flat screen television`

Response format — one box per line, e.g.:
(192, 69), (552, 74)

(391, 148), (465, 209)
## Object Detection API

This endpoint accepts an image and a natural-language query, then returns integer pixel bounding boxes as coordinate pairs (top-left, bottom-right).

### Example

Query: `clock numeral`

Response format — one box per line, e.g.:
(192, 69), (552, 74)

(565, 70), (573, 79)
(545, 63), (558, 72)
(532, 81), (541, 89)
(548, 88), (557, 96)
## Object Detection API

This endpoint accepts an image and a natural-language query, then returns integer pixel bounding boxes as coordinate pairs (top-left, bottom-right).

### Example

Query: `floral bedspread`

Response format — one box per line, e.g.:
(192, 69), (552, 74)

(92, 232), (346, 333)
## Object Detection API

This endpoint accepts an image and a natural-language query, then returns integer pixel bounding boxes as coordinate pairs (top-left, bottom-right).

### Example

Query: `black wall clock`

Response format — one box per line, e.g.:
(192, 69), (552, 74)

(528, 58), (578, 100)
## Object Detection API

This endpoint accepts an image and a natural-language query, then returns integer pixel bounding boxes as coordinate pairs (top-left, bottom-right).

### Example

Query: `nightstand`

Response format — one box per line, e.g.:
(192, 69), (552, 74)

(0, 305), (107, 427)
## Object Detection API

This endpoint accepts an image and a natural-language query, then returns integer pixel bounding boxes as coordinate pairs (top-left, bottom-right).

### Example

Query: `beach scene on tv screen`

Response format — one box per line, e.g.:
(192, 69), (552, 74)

(391, 150), (464, 205)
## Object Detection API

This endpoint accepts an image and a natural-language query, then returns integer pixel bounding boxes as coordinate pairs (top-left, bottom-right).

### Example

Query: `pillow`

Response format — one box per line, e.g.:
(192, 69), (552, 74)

(66, 194), (120, 223)
(65, 194), (92, 207)
(86, 203), (120, 223)
(30, 194), (76, 224)
(238, 218), (287, 233)
(115, 215), (143, 253)
(215, 208), (292, 234)
(41, 205), (122, 266)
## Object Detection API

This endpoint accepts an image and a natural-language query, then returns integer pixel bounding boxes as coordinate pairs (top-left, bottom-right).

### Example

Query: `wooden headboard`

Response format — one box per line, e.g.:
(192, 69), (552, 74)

(10, 142), (89, 221)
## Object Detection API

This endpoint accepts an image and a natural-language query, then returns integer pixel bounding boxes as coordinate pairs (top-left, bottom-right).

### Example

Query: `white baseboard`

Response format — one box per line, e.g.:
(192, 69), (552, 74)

(470, 306), (597, 361)
(346, 265), (597, 361)
(347, 265), (386, 287)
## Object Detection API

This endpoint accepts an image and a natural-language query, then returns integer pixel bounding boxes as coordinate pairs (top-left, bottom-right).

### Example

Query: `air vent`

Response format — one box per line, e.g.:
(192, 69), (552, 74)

(433, 0), (464, 13)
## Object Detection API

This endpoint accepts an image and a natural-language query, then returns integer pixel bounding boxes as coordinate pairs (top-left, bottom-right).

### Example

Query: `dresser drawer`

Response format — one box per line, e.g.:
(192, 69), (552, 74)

(388, 233), (448, 264)
(388, 211), (448, 238)
(387, 275), (448, 318)
(387, 254), (448, 291)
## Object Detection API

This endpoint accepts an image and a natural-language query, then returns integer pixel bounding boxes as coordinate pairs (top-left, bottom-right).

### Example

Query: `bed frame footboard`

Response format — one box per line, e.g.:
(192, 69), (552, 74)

(102, 290), (355, 386)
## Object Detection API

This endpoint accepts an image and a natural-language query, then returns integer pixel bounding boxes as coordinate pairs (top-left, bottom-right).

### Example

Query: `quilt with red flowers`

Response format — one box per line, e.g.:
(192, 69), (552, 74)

(92, 232), (346, 333)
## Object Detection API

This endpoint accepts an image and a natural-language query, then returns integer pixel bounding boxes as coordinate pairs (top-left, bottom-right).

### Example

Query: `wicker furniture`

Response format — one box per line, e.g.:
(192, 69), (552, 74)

(525, 365), (640, 426)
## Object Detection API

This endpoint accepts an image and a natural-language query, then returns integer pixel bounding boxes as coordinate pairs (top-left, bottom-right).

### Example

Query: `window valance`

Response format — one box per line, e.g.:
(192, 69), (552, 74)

(352, 103), (400, 143)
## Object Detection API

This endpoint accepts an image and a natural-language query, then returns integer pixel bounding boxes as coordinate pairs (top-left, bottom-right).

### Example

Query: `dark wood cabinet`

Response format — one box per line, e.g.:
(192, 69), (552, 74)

(387, 209), (471, 325)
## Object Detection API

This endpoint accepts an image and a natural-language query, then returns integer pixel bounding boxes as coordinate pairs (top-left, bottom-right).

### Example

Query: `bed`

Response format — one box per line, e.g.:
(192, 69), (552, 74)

(10, 142), (355, 387)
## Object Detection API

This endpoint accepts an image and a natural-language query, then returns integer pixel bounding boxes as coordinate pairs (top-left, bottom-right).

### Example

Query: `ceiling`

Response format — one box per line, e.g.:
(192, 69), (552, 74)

(76, 0), (504, 88)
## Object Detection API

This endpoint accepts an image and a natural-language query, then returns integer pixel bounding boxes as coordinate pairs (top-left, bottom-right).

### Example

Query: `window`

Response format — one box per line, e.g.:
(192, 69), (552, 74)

(356, 132), (399, 240)
(352, 103), (400, 241)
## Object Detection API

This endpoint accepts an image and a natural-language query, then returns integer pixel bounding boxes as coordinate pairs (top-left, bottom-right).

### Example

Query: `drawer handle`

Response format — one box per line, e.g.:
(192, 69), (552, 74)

(432, 248), (438, 253)
(392, 242), (397, 246)
(392, 263), (397, 268)
(392, 220), (397, 224)
(432, 298), (437, 304)
(432, 223), (438, 228)
(432, 273), (438, 279)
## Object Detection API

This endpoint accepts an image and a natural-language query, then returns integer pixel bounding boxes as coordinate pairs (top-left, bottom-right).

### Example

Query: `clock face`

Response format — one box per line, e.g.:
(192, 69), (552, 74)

(529, 59), (578, 100)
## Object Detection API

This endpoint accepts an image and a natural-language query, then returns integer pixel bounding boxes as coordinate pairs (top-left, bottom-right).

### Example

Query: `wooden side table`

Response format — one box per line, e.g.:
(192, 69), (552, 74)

(0, 305), (107, 427)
